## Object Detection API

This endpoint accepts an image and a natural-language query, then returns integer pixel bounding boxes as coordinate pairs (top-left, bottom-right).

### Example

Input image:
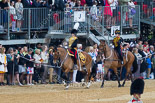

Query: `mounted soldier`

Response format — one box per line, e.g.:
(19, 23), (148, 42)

(68, 23), (79, 69)
(113, 30), (124, 64)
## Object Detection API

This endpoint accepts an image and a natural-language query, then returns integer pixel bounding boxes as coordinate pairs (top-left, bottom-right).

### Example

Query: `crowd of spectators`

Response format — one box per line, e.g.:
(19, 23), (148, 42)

(0, 39), (155, 86)
(0, 0), (139, 32)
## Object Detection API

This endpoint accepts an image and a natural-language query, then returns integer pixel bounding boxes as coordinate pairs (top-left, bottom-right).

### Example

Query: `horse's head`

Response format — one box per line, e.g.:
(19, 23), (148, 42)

(96, 52), (104, 63)
(98, 40), (106, 54)
(53, 47), (60, 65)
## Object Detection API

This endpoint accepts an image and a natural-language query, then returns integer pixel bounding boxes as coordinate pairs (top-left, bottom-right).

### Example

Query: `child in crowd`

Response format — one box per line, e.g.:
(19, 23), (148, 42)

(10, 1), (17, 31)
(0, 47), (7, 86)
(25, 48), (34, 85)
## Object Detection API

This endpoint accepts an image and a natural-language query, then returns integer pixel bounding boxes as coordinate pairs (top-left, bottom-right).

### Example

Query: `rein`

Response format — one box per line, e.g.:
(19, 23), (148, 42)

(60, 53), (68, 68)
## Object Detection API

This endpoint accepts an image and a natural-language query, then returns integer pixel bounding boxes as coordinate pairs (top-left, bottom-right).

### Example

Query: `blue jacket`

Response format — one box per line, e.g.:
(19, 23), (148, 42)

(146, 58), (152, 69)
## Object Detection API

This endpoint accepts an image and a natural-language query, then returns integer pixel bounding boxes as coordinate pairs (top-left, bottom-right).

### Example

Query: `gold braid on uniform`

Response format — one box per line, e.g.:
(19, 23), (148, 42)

(69, 36), (77, 48)
(113, 37), (120, 47)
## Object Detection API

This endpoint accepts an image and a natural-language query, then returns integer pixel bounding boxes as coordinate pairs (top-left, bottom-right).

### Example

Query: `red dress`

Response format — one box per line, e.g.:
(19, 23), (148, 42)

(104, 0), (113, 16)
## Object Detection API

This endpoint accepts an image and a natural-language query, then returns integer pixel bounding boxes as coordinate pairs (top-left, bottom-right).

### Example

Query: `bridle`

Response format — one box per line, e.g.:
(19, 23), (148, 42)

(53, 48), (68, 68)
(99, 44), (113, 60)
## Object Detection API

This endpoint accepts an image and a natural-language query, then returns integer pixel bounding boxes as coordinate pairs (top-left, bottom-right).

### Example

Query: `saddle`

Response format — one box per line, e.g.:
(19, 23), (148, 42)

(67, 49), (86, 64)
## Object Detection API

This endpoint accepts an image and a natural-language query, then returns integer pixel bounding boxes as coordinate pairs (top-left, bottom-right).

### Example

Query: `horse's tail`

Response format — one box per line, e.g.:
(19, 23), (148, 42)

(132, 55), (138, 73)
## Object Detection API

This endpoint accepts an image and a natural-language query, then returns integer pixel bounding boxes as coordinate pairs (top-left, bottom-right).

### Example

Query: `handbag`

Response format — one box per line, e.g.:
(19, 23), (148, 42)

(13, 15), (17, 20)
(131, 8), (136, 15)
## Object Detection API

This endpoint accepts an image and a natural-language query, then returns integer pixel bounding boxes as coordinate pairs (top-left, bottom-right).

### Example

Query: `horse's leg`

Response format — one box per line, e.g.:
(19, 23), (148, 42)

(101, 67), (108, 88)
(86, 67), (91, 88)
(114, 68), (121, 87)
(65, 72), (70, 90)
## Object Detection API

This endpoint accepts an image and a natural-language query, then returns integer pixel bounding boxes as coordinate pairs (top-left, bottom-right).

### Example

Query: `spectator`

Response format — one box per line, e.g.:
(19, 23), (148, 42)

(32, 0), (42, 7)
(97, 6), (103, 22)
(93, 43), (98, 56)
(86, 0), (93, 6)
(41, 45), (49, 84)
(0, 0), (9, 28)
(0, 47), (7, 86)
(13, 49), (22, 86)
(42, 0), (50, 8)
(81, 0), (86, 6)
(22, 0), (32, 8)
(0, 44), (2, 49)
(151, 54), (155, 79)
(70, 0), (76, 8)
(128, 0), (135, 28)
(55, 0), (65, 11)
(97, 0), (104, 6)
(15, 0), (23, 32)
(33, 49), (42, 84)
(23, 46), (28, 56)
(150, 45), (154, 54)
(6, 47), (14, 85)
(10, 1), (17, 32)
(49, 49), (54, 84)
(132, 48), (142, 79)
(90, 1), (98, 21)
(48, 0), (55, 8)
(110, 0), (118, 26)
(18, 47), (26, 84)
(25, 48), (34, 85)
(138, 45), (146, 58)
(146, 54), (152, 79)
(88, 46), (96, 63)
(104, 0), (113, 29)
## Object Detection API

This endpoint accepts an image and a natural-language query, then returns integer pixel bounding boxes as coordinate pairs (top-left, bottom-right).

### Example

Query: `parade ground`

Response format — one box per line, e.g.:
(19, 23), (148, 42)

(0, 80), (155, 103)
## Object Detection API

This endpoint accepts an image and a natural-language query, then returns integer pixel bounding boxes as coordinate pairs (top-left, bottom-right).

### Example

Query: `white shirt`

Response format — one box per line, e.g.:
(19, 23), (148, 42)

(10, 6), (16, 15)
(110, 0), (118, 10)
(41, 52), (48, 63)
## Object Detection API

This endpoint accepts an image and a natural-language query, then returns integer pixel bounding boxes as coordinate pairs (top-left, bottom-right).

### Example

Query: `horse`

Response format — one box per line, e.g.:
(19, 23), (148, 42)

(53, 47), (93, 89)
(98, 40), (138, 88)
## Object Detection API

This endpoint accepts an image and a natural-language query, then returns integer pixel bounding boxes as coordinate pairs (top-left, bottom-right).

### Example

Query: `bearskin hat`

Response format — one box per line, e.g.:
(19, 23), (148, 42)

(130, 78), (145, 95)
(115, 29), (120, 34)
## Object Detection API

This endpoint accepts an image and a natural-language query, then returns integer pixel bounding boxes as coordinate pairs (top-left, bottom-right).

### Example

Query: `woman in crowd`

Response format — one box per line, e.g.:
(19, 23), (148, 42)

(6, 47), (14, 85)
(132, 48), (142, 79)
(128, 0), (135, 28)
(0, 47), (7, 86)
(1, 0), (9, 29)
(41, 45), (49, 84)
(104, 0), (113, 29)
(10, 0), (17, 32)
(15, 0), (23, 32)
(18, 47), (26, 84)
(25, 48), (34, 85)
(13, 49), (22, 86)
(33, 49), (42, 84)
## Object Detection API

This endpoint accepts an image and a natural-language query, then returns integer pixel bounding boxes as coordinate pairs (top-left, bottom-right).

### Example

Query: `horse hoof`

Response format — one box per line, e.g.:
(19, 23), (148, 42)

(122, 85), (124, 87)
(101, 86), (104, 88)
(86, 87), (89, 89)
(118, 85), (121, 87)
(65, 88), (68, 90)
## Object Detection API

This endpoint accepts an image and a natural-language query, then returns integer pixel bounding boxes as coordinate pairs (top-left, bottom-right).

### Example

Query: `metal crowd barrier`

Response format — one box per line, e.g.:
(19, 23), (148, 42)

(0, 5), (140, 40)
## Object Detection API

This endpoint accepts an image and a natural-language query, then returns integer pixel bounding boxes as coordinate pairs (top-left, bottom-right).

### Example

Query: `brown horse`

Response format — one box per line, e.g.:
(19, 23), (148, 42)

(53, 47), (93, 89)
(98, 40), (137, 88)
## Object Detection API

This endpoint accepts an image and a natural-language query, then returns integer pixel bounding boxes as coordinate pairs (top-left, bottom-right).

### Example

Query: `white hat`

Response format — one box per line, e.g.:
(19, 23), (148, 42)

(73, 22), (79, 30)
